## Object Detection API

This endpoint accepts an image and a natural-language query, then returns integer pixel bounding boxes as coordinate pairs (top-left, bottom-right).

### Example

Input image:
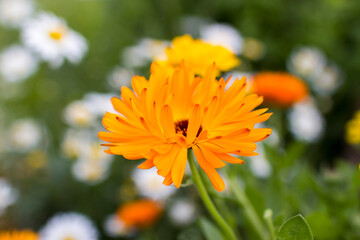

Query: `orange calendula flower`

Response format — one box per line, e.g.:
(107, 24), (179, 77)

(0, 230), (38, 240)
(157, 34), (240, 76)
(251, 72), (308, 107)
(116, 199), (163, 229)
(99, 62), (272, 191)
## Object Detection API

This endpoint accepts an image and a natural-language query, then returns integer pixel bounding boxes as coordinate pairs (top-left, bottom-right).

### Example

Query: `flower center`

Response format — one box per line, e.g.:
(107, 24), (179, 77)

(63, 237), (75, 240)
(174, 120), (202, 137)
(49, 26), (66, 41)
(49, 31), (63, 41)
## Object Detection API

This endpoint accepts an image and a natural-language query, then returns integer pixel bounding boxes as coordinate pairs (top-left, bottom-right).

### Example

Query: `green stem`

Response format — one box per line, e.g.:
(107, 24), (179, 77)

(229, 177), (268, 240)
(188, 149), (238, 240)
(263, 209), (276, 240)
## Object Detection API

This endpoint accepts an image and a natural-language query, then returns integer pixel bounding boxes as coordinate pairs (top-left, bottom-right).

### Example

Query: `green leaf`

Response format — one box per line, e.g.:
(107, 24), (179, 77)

(198, 217), (224, 240)
(276, 214), (313, 240)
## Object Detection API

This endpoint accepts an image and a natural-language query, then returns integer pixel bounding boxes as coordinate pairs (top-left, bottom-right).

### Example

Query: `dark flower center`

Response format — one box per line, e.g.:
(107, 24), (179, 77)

(174, 120), (202, 137)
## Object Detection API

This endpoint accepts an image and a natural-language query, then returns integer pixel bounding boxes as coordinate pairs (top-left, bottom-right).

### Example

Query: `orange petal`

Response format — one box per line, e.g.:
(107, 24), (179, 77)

(123, 153), (144, 160)
(153, 144), (179, 177)
(240, 128), (272, 142)
(231, 150), (259, 157)
(198, 145), (225, 168)
(202, 96), (218, 129)
(187, 104), (202, 145)
(193, 146), (225, 191)
(131, 76), (148, 96)
(160, 105), (175, 138)
(111, 97), (137, 120)
(215, 153), (244, 164)
(104, 149), (113, 154)
(138, 159), (155, 169)
(171, 147), (188, 188)
(208, 138), (257, 152)
(163, 173), (173, 186)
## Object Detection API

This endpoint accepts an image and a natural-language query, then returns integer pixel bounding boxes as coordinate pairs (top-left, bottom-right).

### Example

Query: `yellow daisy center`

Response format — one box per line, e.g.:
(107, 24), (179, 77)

(49, 28), (65, 41)
(63, 237), (75, 240)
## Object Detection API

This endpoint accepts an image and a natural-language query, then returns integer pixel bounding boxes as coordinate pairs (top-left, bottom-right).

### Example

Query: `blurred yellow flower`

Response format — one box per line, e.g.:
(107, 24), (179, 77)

(99, 62), (271, 191)
(346, 111), (360, 145)
(251, 72), (308, 107)
(0, 230), (38, 240)
(26, 150), (47, 169)
(116, 199), (163, 229)
(157, 34), (240, 76)
(242, 37), (265, 61)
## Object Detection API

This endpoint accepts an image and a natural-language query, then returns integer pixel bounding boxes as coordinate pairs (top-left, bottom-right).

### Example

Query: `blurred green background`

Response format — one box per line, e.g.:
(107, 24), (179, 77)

(0, 0), (360, 239)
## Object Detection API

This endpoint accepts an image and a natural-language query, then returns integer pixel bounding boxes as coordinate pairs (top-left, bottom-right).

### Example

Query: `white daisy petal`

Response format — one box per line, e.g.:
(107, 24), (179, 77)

(287, 47), (326, 78)
(103, 214), (135, 237)
(168, 199), (197, 226)
(0, 178), (18, 216)
(0, 45), (38, 83)
(0, 0), (34, 28)
(132, 167), (177, 201)
(288, 98), (325, 142)
(200, 23), (243, 54)
(107, 67), (135, 90)
(21, 12), (88, 68)
(40, 212), (99, 240)
(8, 118), (42, 152)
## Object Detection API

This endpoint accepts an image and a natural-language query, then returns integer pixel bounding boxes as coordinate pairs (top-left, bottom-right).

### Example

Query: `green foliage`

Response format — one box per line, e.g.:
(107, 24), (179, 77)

(177, 226), (203, 240)
(276, 215), (313, 240)
(198, 218), (224, 240)
(0, 0), (360, 239)
(306, 212), (340, 240)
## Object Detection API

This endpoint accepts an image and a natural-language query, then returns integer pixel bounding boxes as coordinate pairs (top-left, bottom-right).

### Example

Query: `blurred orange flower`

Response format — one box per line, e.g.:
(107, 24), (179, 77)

(0, 230), (38, 240)
(99, 62), (271, 191)
(251, 72), (308, 107)
(116, 199), (163, 229)
(157, 35), (240, 76)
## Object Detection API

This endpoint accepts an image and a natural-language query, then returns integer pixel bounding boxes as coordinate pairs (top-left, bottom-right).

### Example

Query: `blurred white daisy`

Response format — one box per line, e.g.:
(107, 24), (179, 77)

(132, 167), (177, 201)
(72, 157), (112, 185)
(0, 45), (39, 83)
(67, 130), (113, 184)
(0, 0), (34, 28)
(64, 93), (115, 127)
(0, 178), (18, 215)
(249, 145), (272, 178)
(40, 212), (99, 240)
(8, 118), (42, 152)
(63, 100), (95, 127)
(103, 214), (134, 237)
(62, 128), (113, 184)
(22, 12), (88, 68)
(107, 67), (135, 90)
(200, 23), (243, 54)
(82, 92), (116, 117)
(288, 98), (325, 142)
(122, 39), (169, 68)
(62, 129), (86, 159)
(311, 64), (342, 95)
(168, 199), (197, 226)
(287, 47), (326, 78)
